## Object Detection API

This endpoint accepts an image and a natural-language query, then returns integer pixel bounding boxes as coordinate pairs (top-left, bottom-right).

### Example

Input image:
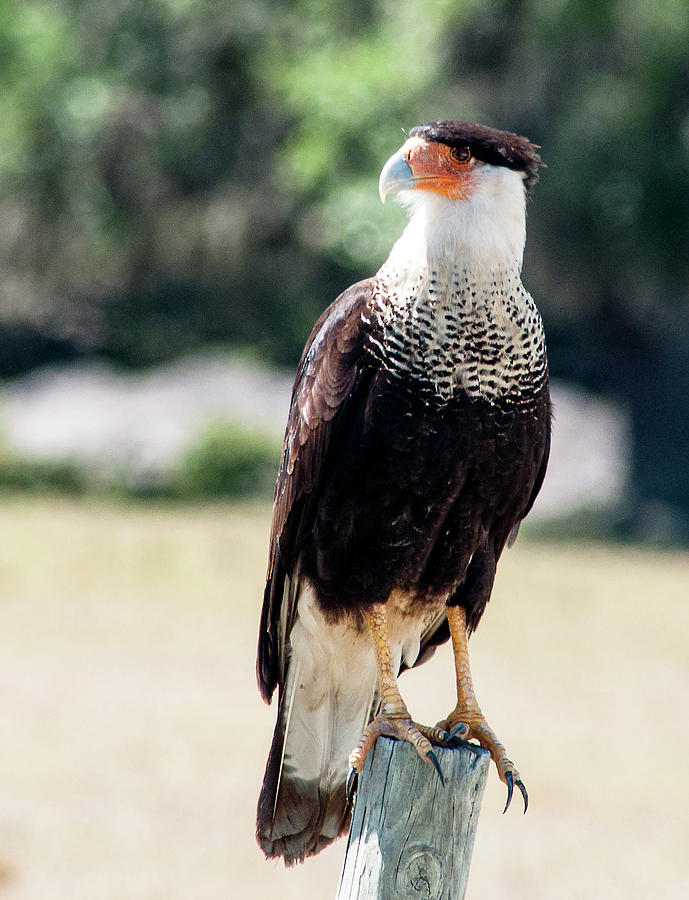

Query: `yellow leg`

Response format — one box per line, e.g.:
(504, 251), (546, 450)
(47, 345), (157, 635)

(348, 604), (442, 779)
(438, 604), (528, 812)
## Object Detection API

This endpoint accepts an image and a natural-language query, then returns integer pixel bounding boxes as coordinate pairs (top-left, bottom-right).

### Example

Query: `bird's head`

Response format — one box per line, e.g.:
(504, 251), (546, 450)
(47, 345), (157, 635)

(379, 120), (542, 204)
(378, 121), (543, 269)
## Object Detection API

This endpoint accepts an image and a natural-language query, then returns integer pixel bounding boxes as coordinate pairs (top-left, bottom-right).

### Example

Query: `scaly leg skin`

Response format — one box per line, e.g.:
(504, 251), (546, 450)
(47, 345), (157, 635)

(347, 603), (445, 791)
(437, 603), (528, 813)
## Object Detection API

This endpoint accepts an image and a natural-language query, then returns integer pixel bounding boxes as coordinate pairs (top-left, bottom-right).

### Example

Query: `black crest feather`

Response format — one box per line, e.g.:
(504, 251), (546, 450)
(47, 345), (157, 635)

(409, 120), (543, 191)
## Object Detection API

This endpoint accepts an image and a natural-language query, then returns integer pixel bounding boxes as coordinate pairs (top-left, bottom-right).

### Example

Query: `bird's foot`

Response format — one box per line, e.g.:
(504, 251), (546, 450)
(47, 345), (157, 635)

(436, 711), (528, 813)
(348, 712), (445, 785)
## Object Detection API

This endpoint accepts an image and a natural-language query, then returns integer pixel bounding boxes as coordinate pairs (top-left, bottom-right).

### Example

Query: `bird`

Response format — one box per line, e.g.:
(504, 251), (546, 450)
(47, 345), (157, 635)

(256, 120), (551, 865)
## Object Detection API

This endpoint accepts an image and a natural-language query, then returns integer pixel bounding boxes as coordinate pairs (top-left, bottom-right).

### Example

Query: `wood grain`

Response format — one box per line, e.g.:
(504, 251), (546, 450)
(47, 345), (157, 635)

(336, 737), (490, 899)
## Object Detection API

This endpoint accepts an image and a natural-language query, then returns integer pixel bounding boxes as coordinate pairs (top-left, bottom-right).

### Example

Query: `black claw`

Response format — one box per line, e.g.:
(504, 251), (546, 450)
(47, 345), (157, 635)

(427, 750), (445, 787)
(444, 722), (469, 745)
(503, 771), (514, 814)
(516, 778), (529, 813)
(346, 767), (358, 804)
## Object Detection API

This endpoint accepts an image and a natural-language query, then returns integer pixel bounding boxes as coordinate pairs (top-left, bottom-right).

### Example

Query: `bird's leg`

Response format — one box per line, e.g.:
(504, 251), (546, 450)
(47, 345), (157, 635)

(437, 603), (528, 812)
(348, 603), (444, 782)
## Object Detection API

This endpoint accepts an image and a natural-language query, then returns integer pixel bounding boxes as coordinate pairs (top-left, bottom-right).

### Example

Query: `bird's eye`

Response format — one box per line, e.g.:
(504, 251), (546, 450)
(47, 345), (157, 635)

(450, 146), (471, 163)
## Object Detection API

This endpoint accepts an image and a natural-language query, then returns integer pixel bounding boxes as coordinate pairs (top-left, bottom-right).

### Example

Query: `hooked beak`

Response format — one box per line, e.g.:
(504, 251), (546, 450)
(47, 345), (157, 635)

(378, 149), (415, 204)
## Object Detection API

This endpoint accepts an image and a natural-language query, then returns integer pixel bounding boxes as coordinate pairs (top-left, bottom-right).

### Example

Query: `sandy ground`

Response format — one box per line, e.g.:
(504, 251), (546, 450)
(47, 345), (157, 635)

(0, 499), (688, 899)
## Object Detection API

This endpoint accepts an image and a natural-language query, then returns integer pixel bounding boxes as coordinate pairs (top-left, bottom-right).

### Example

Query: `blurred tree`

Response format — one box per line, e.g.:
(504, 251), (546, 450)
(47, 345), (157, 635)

(1, 0), (688, 535)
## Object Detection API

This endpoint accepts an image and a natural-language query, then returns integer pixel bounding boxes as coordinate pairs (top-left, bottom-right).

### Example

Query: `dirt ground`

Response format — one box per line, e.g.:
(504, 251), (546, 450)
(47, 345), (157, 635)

(1, 498), (688, 899)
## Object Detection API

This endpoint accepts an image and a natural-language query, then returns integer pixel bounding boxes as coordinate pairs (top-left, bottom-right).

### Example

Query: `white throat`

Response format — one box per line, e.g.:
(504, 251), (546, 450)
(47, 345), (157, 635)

(378, 164), (527, 282)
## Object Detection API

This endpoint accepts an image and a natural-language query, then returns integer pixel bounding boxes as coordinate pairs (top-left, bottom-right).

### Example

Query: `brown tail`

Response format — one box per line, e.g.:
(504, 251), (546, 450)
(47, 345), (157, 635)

(256, 596), (378, 864)
(256, 696), (351, 864)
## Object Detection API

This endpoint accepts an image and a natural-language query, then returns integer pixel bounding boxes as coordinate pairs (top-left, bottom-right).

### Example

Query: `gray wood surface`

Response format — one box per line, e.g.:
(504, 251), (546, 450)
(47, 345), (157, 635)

(336, 737), (490, 900)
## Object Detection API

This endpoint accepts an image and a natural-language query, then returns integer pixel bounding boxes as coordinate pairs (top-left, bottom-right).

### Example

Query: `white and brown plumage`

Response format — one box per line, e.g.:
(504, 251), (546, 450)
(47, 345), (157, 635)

(256, 121), (551, 864)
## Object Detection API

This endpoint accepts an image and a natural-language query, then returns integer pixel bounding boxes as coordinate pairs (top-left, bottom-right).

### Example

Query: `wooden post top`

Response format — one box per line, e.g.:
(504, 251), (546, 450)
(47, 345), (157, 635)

(336, 737), (490, 900)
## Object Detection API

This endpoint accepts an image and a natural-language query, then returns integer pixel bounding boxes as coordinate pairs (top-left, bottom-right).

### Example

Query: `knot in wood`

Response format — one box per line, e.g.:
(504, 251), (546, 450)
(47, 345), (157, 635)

(397, 844), (444, 899)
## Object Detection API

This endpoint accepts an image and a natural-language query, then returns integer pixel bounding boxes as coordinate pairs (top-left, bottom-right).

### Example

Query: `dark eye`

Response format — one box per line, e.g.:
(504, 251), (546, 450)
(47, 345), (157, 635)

(450, 146), (471, 163)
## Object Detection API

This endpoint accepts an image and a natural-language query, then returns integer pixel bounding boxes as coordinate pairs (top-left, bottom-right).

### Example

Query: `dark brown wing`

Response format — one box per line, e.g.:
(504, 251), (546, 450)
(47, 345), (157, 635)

(507, 391), (552, 547)
(257, 279), (378, 702)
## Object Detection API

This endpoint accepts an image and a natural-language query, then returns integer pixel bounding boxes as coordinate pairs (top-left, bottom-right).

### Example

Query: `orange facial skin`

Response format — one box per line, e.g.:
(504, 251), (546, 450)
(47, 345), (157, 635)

(401, 137), (477, 200)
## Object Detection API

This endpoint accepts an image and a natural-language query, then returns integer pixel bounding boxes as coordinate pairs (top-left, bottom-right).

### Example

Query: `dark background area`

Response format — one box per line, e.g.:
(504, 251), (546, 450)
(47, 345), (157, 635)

(1, 0), (688, 538)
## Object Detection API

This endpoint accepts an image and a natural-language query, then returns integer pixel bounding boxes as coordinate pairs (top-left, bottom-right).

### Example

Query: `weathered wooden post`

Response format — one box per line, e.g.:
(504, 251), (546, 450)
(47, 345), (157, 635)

(336, 737), (489, 900)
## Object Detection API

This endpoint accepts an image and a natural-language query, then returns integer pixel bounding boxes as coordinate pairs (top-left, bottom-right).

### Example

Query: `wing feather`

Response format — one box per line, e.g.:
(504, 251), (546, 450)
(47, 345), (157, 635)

(507, 394), (552, 547)
(257, 279), (378, 701)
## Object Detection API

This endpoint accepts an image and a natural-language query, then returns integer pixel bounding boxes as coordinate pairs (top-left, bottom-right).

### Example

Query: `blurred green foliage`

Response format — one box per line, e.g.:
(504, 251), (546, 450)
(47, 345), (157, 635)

(1, 0), (689, 532)
(0, 441), (84, 494)
(0, 421), (280, 501)
(173, 420), (280, 499)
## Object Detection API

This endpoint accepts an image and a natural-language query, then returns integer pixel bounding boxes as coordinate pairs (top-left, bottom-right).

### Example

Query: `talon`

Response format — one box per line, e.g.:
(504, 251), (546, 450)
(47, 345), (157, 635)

(516, 778), (528, 813)
(503, 771), (514, 813)
(427, 749), (445, 787)
(417, 723), (450, 745)
(440, 606), (527, 813)
(346, 766), (358, 804)
(447, 722), (468, 743)
(351, 605), (442, 780)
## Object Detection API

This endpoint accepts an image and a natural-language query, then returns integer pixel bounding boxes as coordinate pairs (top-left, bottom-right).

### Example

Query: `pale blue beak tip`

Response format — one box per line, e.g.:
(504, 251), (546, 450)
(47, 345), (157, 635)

(378, 151), (415, 204)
